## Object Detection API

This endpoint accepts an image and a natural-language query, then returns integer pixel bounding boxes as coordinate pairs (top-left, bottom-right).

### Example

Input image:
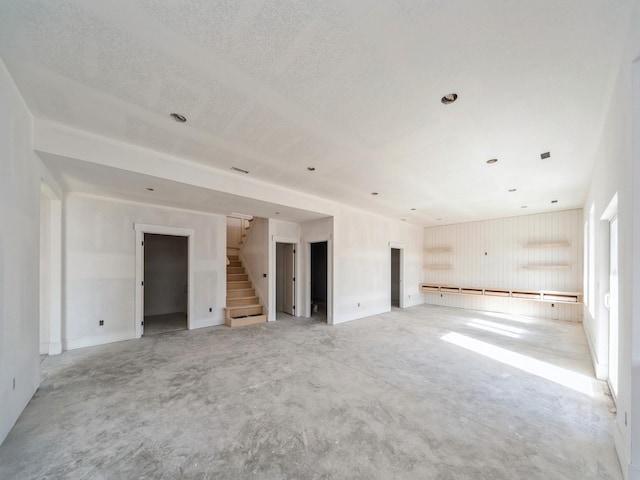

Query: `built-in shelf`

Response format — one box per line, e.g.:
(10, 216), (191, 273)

(426, 247), (452, 253)
(523, 264), (570, 270)
(425, 264), (453, 270)
(419, 283), (582, 304)
(524, 241), (570, 248)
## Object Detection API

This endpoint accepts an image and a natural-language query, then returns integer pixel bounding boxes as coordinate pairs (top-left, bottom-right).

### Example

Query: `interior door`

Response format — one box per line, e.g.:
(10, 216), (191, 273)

(283, 244), (295, 315)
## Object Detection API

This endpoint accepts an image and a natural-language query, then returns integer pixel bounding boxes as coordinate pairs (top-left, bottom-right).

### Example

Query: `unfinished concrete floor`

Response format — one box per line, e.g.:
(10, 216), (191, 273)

(0, 305), (621, 479)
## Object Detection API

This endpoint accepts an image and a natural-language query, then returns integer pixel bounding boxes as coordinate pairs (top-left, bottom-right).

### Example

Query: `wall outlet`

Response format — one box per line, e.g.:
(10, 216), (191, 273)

(99, 320), (104, 326)
(357, 302), (360, 307)
(209, 307), (212, 313)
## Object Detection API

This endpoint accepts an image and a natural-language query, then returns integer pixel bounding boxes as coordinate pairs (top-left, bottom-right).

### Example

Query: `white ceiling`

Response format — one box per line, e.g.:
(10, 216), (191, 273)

(0, 0), (633, 225)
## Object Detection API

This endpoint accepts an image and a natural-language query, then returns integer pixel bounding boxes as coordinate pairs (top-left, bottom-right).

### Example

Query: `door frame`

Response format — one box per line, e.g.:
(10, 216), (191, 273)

(269, 235), (300, 322)
(389, 242), (404, 308)
(306, 237), (333, 324)
(40, 181), (62, 355)
(134, 223), (194, 338)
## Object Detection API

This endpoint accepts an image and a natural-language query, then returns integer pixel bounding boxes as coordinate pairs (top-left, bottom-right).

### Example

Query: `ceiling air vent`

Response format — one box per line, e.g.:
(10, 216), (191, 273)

(540, 152), (551, 159)
(231, 167), (249, 174)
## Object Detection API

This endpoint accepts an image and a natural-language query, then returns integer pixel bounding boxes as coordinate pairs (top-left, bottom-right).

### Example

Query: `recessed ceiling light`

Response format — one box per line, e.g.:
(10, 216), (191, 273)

(371, 192), (379, 196)
(307, 166), (316, 171)
(401, 218), (407, 222)
(521, 205), (528, 208)
(231, 167), (249, 174)
(540, 152), (551, 159)
(275, 211), (280, 215)
(508, 188), (517, 192)
(441, 93), (458, 105)
(486, 158), (498, 164)
(146, 187), (154, 191)
(436, 218), (442, 221)
(551, 200), (558, 204)
(410, 208), (416, 211)
(170, 113), (187, 123)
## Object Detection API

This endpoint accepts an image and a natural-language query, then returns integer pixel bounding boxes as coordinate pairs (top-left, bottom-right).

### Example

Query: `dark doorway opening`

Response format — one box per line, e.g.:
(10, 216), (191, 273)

(391, 248), (401, 308)
(143, 233), (188, 335)
(310, 241), (328, 322)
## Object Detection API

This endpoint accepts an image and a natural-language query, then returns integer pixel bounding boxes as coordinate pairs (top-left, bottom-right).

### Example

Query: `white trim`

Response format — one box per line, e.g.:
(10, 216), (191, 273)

(40, 181), (62, 355)
(63, 331), (135, 351)
(134, 223), (195, 338)
(583, 320), (608, 379)
(270, 235), (301, 322)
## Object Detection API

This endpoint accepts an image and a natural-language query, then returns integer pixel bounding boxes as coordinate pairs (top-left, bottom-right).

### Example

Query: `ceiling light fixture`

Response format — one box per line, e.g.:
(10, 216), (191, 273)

(441, 93), (458, 105)
(307, 166), (316, 171)
(436, 218), (442, 221)
(486, 158), (498, 164)
(401, 218), (407, 222)
(540, 152), (551, 159)
(170, 113), (187, 123)
(231, 167), (249, 174)
(410, 208), (416, 211)
(521, 205), (528, 208)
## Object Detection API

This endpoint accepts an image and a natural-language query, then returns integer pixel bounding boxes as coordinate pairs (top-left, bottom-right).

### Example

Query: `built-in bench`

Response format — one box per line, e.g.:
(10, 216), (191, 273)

(419, 283), (582, 304)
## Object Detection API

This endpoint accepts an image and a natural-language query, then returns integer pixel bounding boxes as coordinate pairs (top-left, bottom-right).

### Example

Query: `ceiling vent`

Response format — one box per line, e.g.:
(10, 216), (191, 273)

(231, 167), (249, 174)
(540, 152), (551, 159)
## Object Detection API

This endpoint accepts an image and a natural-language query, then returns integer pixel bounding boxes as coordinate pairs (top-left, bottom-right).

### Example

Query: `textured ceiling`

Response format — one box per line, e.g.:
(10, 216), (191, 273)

(0, 0), (633, 225)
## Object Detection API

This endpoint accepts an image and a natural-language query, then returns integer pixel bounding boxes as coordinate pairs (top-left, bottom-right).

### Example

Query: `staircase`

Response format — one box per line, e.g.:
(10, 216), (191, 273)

(225, 226), (267, 327)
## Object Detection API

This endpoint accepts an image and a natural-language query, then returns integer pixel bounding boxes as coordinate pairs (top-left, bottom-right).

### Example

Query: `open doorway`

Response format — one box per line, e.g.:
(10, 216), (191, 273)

(276, 242), (296, 318)
(310, 241), (328, 322)
(143, 233), (188, 335)
(391, 248), (401, 308)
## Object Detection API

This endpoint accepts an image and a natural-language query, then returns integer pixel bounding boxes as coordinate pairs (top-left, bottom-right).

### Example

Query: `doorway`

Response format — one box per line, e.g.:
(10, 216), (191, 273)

(391, 248), (401, 308)
(608, 215), (619, 397)
(276, 243), (296, 317)
(143, 233), (188, 335)
(310, 242), (328, 322)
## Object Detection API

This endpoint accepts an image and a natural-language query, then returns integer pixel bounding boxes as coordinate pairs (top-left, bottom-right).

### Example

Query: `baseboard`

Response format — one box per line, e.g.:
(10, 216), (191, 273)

(614, 423), (630, 480)
(583, 321), (608, 380)
(63, 331), (135, 351)
(48, 341), (62, 355)
(190, 317), (224, 329)
(144, 307), (186, 317)
(39, 342), (49, 355)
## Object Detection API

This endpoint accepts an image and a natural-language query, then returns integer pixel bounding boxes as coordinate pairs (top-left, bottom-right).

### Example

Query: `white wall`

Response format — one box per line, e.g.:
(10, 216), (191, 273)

(226, 216), (243, 250)
(332, 206), (424, 324)
(421, 210), (583, 322)
(240, 217), (270, 315)
(143, 234), (188, 316)
(583, 2), (640, 476)
(0, 60), (41, 444)
(64, 193), (226, 349)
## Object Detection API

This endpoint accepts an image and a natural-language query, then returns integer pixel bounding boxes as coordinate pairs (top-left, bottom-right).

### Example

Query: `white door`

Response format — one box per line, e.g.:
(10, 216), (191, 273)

(283, 244), (295, 315)
(608, 216), (619, 397)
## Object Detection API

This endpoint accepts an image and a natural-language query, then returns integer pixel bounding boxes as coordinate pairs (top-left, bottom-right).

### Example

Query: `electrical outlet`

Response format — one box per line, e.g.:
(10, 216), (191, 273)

(99, 320), (104, 326)
(357, 302), (360, 307)
(209, 307), (212, 313)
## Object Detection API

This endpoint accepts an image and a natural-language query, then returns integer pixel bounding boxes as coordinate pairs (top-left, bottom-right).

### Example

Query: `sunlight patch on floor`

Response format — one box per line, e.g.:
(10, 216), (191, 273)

(442, 332), (595, 396)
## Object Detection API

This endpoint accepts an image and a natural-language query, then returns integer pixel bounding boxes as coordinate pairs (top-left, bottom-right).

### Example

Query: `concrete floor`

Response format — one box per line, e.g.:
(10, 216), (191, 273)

(0, 305), (621, 479)
(143, 312), (188, 335)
